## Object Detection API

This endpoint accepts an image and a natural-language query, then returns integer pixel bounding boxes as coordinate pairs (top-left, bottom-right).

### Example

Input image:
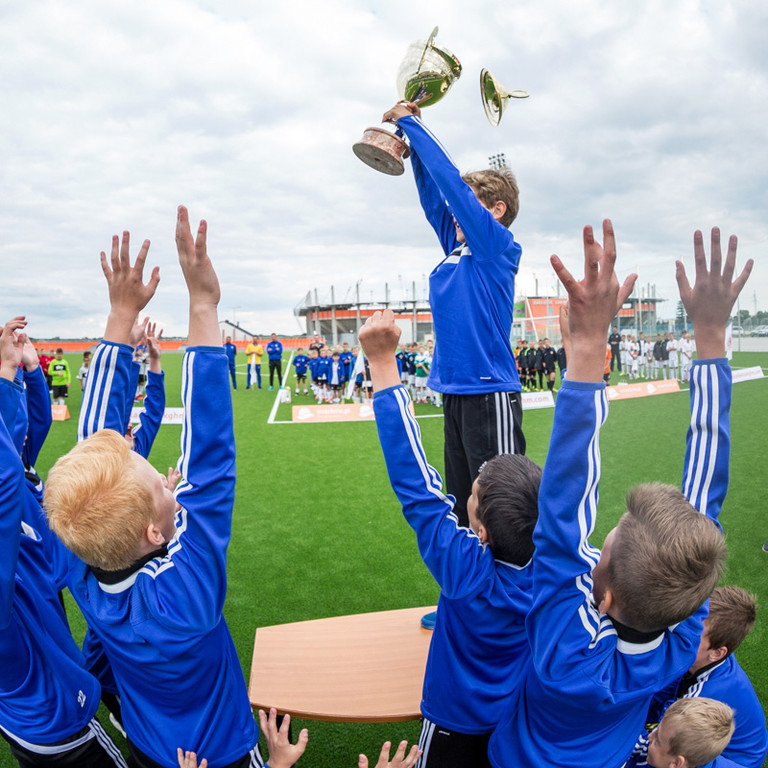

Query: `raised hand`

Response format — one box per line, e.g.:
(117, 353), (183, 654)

(358, 739), (422, 768)
(101, 232), (160, 343)
(550, 220), (636, 382)
(176, 748), (207, 768)
(675, 228), (753, 360)
(175, 206), (220, 307)
(358, 310), (402, 392)
(257, 708), (308, 768)
(145, 321), (164, 373)
(175, 206), (221, 348)
(21, 336), (39, 372)
(383, 101), (421, 124)
(129, 317), (150, 349)
(162, 466), (182, 493)
(359, 310), (401, 362)
(0, 317), (28, 381)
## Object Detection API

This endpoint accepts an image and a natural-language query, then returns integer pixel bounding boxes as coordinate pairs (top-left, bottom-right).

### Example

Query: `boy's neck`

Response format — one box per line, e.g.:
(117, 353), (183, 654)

(608, 614), (664, 644)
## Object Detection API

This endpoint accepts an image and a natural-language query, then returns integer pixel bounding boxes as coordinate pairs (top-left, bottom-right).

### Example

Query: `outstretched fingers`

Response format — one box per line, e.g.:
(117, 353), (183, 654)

(675, 260), (692, 305)
(195, 219), (208, 259)
(176, 205), (193, 258)
(731, 257), (754, 300)
(721, 233), (738, 284)
(550, 254), (578, 295)
(617, 272), (638, 310)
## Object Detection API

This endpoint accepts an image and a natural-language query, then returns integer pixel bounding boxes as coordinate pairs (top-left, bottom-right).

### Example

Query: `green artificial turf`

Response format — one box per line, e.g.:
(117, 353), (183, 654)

(2, 351), (766, 767)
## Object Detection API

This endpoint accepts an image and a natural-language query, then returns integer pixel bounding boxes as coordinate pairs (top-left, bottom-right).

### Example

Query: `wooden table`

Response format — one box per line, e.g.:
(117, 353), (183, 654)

(248, 606), (436, 722)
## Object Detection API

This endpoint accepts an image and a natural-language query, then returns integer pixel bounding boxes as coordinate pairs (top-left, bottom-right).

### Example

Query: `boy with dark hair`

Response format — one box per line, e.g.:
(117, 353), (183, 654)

(49, 347), (71, 405)
(382, 100), (525, 526)
(315, 346), (331, 402)
(77, 350), (92, 391)
(292, 347), (309, 395)
(44, 210), (263, 768)
(524, 342), (538, 391)
(488, 223), (751, 768)
(540, 338), (557, 392)
(360, 308), (541, 768)
(634, 586), (767, 768)
(340, 341), (353, 382)
(328, 350), (346, 403)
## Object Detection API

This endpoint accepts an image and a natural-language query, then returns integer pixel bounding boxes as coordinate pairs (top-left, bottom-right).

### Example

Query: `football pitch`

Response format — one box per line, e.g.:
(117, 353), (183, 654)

(4, 351), (767, 768)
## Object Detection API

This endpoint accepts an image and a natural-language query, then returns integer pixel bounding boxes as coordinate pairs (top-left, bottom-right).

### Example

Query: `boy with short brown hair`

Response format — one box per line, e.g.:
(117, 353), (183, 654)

(488, 223), (751, 768)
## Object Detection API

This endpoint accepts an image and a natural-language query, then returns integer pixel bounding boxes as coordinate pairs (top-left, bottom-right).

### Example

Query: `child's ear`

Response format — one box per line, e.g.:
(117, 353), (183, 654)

(708, 644), (728, 664)
(491, 200), (507, 222)
(476, 523), (489, 545)
(146, 522), (166, 547)
(598, 588), (614, 615)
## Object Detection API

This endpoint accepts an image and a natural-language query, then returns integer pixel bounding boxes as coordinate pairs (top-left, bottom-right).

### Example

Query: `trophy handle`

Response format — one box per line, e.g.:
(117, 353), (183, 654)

(480, 68), (529, 126)
(417, 26), (440, 72)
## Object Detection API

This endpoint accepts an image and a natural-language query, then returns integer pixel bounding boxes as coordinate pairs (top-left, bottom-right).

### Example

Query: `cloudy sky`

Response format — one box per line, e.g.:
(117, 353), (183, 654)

(1, 0), (766, 338)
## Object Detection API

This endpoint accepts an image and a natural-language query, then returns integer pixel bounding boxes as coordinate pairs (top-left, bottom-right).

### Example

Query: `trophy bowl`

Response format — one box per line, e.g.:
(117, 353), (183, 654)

(396, 29), (462, 108)
(354, 27), (462, 175)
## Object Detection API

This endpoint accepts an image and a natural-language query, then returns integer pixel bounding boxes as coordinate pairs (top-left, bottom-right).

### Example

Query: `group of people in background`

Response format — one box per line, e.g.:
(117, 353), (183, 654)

(514, 337), (564, 392)
(223, 333), (284, 392)
(610, 327), (695, 382)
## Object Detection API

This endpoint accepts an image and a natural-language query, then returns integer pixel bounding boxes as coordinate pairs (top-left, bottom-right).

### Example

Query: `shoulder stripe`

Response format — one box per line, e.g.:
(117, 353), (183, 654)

(179, 351), (195, 480)
(684, 363), (719, 516)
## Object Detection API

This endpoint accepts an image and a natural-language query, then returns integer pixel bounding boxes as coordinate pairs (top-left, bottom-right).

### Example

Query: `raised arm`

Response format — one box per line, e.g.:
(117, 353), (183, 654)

(528, 222), (636, 669)
(677, 228), (752, 526)
(151, 207), (235, 628)
(0, 318), (28, 629)
(385, 105), (514, 260)
(361, 310), (491, 598)
(20, 337), (52, 467)
(132, 322), (166, 458)
(382, 103), (457, 254)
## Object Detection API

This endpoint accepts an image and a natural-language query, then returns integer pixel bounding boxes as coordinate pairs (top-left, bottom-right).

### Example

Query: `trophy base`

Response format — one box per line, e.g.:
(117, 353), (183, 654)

(353, 127), (411, 176)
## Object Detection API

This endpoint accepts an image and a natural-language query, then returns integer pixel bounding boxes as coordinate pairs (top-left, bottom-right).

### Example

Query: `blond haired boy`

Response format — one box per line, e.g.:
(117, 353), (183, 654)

(45, 209), (262, 768)
(645, 698), (735, 768)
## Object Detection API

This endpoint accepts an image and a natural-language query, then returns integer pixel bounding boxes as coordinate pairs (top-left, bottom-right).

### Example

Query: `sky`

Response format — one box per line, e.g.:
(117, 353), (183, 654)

(1, 0), (766, 338)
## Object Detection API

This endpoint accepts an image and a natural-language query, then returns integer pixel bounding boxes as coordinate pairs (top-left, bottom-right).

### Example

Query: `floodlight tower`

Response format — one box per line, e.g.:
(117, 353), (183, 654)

(488, 152), (508, 170)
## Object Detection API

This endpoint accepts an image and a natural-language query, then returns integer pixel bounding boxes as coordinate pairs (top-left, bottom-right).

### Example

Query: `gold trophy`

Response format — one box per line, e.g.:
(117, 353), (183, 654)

(353, 27), (462, 175)
(480, 68), (529, 126)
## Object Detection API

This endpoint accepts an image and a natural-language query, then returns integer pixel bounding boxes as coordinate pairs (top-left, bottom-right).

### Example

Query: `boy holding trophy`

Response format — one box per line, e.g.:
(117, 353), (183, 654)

(381, 101), (525, 527)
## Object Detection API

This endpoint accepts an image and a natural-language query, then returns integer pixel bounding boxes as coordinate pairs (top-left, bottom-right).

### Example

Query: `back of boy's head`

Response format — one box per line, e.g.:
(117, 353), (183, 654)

(462, 168), (519, 227)
(608, 483), (727, 631)
(661, 698), (734, 768)
(475, 454), (541, 565)
(707, 585), (758, 655)
(45, 429), (155, 570)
